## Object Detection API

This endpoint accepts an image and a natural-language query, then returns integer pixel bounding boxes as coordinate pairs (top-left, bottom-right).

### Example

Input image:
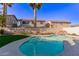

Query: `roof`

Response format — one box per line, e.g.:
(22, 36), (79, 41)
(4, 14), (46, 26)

(6, 15), (18, 21)
(19, 19), (45, 22)
(49, 20), (71, 23)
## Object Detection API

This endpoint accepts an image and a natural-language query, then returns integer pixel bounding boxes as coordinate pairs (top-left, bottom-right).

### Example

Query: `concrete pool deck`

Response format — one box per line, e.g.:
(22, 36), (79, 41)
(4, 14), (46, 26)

(59, 40), (79, 56)
(0, 37), (79, 56)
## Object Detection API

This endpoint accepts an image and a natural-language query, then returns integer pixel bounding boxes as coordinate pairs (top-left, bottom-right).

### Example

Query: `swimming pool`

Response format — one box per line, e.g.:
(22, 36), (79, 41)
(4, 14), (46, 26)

(19, 35), (65, 56)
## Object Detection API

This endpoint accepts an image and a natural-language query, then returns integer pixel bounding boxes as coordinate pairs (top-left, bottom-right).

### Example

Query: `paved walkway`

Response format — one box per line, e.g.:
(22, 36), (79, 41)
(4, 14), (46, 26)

(0, 37), (79, 56)
(59, 40), (79, 56)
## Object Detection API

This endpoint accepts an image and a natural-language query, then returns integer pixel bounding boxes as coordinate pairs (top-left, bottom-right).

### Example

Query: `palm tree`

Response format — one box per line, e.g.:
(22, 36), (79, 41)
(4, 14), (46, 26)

(0, 3), (13, 27)
(0, 3), (13, 35)
(0, 14), (5, 34)
(29, 3), (42, 27)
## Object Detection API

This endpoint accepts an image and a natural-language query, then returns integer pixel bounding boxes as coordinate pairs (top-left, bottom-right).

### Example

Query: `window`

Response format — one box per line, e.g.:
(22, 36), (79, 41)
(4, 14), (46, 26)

(25, 21), (29, 24)
(40, 22), (43, 24)
(22, 21), (26, 24)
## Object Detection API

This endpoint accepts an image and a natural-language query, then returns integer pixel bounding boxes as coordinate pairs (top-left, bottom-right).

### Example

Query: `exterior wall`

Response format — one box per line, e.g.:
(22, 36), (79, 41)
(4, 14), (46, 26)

(51, 23), (70, 28)
(45, 20), (71, 28)
(6, 15), (17, 27)
(21, 21), (34, 27)
(17, 21), (22, 27)
(21, 20), (46, 27)
(5, 15), (71, 28)
(37, 22), (45, 27)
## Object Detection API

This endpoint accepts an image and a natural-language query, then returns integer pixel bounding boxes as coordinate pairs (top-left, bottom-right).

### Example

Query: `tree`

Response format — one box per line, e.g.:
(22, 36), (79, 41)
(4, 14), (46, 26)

(29, 3), (42, 27)
(0, 3), (13, 35)
(0, 15), (4, 26)
(0, 3), (13, 27)
(0, 15), (5, 34)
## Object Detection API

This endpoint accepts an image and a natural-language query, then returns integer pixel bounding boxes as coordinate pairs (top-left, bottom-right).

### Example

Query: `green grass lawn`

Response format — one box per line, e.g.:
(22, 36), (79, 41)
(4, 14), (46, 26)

(0, 35), (29, 48)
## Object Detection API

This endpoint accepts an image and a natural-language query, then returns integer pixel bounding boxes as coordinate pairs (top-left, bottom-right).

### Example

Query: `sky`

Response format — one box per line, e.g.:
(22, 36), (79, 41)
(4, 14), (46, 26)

(0, 3), (79, 24)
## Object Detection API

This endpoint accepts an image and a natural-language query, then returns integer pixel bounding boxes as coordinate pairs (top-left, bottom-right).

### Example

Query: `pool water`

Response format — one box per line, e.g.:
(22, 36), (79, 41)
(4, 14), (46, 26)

(19, 35), (65, 56)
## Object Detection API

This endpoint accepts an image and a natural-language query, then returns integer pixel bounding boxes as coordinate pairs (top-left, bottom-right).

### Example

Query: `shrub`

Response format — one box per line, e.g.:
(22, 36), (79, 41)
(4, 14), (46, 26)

(0, 29), (4, 35)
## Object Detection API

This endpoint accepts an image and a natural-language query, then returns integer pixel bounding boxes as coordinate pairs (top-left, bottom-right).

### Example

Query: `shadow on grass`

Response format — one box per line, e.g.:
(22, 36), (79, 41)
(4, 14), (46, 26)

(0, 35), (29, 48)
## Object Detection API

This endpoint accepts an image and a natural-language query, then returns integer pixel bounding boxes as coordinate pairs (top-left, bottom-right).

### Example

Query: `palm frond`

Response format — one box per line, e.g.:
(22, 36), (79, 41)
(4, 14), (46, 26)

(29, 3), (35, 9)
(0, 3), (13, 7)
(7, 3), (13, 7)
(29, 3), (43, 10)
(36, 3), (42, 10)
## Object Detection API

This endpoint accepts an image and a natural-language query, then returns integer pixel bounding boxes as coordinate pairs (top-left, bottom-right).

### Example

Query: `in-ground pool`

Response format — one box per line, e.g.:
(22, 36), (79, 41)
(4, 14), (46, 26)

(19, 35), (65, 56)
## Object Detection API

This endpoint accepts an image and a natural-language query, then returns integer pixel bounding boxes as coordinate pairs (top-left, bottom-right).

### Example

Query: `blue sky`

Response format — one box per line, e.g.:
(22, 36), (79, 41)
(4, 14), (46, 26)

(0, 3), (79, 24)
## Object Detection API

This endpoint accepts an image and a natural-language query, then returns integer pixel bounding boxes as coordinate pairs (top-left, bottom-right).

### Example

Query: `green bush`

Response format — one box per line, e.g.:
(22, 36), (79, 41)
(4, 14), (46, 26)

(0, 29), (4, 35)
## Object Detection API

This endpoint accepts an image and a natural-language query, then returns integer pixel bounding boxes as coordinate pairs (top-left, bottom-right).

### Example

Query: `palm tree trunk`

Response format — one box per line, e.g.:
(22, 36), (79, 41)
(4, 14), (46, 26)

(0, 3), (7, 35)
(2, 3), (7, 27)
(34, 7), (37, 28)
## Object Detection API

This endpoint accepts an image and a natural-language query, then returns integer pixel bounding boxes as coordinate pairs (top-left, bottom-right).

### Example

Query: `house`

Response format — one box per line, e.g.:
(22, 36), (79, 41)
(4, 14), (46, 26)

(17, 19), (22, 27)
(5, 15), (46, 28)
(45, 20), (71, 28)
(6, 15), (18, 27)
(5, 15), (71, 28)
(18, 19), (46, 27)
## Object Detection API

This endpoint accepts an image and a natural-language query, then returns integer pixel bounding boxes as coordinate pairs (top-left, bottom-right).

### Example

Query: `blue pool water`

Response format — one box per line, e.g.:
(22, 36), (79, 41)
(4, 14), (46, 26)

(19, 35), (65, 56)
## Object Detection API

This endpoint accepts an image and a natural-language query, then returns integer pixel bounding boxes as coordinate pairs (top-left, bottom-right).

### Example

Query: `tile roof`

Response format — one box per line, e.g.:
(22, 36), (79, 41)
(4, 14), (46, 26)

(19, 19), (45, 22)
(49, 20), (71, 23)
